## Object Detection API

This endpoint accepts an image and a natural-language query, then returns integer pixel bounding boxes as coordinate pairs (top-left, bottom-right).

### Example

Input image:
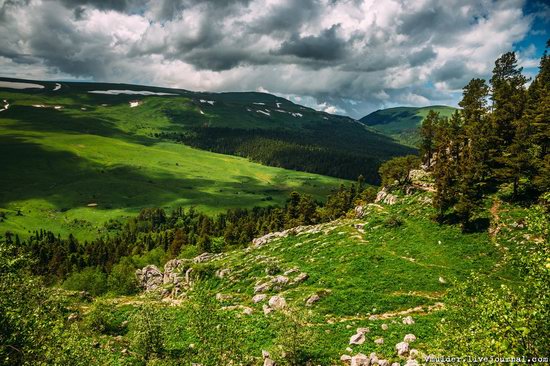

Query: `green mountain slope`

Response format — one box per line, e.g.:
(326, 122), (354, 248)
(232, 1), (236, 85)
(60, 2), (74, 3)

(0, 79), (349, 239)
(29, 187), (526, 365)
(360, 106), (457, 146)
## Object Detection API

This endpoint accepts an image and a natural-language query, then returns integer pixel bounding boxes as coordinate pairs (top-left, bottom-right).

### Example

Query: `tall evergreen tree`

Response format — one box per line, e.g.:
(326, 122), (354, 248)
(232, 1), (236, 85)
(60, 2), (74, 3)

(420, 110), (439, 167)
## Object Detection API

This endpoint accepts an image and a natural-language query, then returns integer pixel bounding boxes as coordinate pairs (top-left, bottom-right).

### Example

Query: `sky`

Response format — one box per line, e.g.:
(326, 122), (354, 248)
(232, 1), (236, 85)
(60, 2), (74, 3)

(0, 0), (548, 118)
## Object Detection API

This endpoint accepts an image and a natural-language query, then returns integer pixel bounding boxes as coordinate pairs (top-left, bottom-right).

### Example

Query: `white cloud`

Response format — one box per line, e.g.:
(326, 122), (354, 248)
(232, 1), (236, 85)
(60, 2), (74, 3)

(0, 0), (538, 118)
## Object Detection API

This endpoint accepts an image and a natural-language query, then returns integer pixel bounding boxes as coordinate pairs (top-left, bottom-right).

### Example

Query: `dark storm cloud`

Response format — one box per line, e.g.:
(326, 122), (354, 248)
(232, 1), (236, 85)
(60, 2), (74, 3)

(56, 0), (147, 12)
(0, 0), (536, 117)
(276, 25), (347, 61)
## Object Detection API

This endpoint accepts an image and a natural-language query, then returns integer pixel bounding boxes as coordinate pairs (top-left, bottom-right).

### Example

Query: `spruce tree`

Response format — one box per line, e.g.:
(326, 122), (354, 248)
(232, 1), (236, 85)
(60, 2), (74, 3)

(420, 110), (438, 167)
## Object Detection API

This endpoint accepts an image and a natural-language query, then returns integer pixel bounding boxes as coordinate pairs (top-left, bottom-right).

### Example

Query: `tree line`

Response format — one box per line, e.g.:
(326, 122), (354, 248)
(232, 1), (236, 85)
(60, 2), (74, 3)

(156, 118), (414, 183)
(379, 44), (549, 229)
(5, 178), (376, 287)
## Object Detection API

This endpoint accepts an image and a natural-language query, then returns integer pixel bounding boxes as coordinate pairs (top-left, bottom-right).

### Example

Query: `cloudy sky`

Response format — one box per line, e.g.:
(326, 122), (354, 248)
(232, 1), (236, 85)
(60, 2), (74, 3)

(0, 0), (548, 117)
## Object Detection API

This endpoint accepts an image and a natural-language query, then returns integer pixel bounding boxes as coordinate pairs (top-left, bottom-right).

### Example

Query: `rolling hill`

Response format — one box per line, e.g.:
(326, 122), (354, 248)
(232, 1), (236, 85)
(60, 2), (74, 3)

(0, 78), (412, 239)
(360, 106), (457, 147)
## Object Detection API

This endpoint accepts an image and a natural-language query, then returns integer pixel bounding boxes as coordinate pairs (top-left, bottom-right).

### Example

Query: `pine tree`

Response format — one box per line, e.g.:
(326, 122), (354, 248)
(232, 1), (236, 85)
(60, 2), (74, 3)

(490, 52), (528, 147)
(455, 78), (492, 226)
(420, 110), (439, 167)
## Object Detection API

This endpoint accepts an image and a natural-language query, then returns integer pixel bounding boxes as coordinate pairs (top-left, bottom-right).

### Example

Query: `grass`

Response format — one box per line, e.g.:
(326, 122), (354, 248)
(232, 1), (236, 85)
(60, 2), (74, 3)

(0, 87), (347, 240)
(361, 106), (457, 147)
(71, 190), (524, 364)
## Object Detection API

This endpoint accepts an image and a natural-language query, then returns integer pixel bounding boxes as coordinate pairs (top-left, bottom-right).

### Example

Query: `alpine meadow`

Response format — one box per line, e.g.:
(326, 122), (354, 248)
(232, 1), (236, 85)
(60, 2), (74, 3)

(0, 1), (549, 366)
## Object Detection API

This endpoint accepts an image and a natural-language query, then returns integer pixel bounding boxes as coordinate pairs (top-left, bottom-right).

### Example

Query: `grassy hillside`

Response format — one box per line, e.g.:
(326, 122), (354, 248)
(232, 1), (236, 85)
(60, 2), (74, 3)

(25, 188), (527, 365)
(360, 106), (457, 147)
(0, 80), (353, 240)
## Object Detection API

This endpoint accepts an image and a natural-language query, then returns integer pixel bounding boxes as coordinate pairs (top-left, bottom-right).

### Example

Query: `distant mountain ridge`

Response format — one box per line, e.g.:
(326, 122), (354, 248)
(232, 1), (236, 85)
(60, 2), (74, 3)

(360, 105), (457, 146)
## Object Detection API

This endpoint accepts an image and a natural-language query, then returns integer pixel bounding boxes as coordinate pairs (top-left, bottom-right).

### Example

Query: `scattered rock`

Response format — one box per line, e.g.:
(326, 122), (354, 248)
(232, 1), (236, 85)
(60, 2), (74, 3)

(263, 357), (276, 366)
(391, 363), (400, 366)
(346, 347), (353, 353)
(273, 275), (289, 284)
(409, 349), (419, 359)
(254, 282), (271, 293)
(351, 353), (369, 366)
(268, 295), (287, 310)
(283, 267), (299, 275)
(243, 307), (253, 315)
(263, 304), (273, 315)
(396, 342), (409, 357)
(215, 268), (230, 278)
(340, 354), (352, 364)
(163, 259), (185, 285)
(253, 294), (267, 303)
(370, 352), (378, 364)
(403, 334), (416, 343)
(402, 316), (415, 325)
(354, 206), (365, 218)
(357, 327), (370, 334)
(374, 338), (384, 345)
(404, 360), (419, 366)
(67, 313), (79, 321)
(381, 323), (388, 330)
(438, 276), (446, 284)
(293, 272), (309, 284)
(262, 350), (270, 359)
(305, 294), (321, 306)
(193, 252), (212, 263)
(378, 360), (389, 366)
(375, 188), (398, 205)
(349, 332), (366, 345)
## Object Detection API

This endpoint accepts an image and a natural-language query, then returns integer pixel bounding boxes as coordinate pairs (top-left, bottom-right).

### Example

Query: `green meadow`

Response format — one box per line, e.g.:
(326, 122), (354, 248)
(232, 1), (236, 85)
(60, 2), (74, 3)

(0, 86), (347, 240)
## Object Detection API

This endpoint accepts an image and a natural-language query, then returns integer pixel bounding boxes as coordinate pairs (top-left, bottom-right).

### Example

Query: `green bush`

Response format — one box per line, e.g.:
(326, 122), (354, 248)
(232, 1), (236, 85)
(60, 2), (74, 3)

(129, 301), (168, 362)
(108, 257), (138, 295)
(85, 301), (124, 335)
(62, 267), (108, 296)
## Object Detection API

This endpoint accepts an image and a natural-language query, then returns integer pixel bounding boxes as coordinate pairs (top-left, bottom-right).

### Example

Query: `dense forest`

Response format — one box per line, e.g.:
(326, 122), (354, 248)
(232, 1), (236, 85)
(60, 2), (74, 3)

(157, 120), (415, 183)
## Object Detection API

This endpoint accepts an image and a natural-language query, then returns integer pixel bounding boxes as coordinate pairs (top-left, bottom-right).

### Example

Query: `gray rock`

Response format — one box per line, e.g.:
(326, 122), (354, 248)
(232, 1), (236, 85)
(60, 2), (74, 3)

(273, 275), (289, 284)
(305, 294), (320, 306)
(402, 316), (415, 325)
(351, 353), (370, 366)
(341, 354), (352, 363)
(381, 323), (388, 330)
(409, 349), (419, 359)
(354, 205), (365, 218)
(357, 327), (370, 334)
(403, 334), (416, 343)
(293, 272), (309, 284)
(404, 360), (418, 366)
(263, 358), (276, 366)
(193, 252), (212, 263)
(374, 337), (384, 345)
(396, 342), (409, 357)
(349, 332), (366, 345)
(253, 294), (267, 303)
(262, 304), (273, 315)
(378, 360), (389, 366)
(268, 295), (287, 310)
(135, 265), (163, 291)
(254, 282), (271, 293)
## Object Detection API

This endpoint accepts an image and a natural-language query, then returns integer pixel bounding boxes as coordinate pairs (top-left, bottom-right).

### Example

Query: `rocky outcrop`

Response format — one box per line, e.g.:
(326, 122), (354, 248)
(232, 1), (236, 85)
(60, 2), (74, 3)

(252, 223), (334, 247)
(135, 265), (163, 291)
(136, 256), (203, 296)
(375, 188), (398, 205)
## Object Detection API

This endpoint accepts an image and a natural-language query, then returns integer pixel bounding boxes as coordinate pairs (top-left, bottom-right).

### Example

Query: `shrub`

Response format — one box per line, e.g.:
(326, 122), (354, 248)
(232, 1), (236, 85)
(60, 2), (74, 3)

(108, 257), (138, 295)
(62, 267), (108, 296)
